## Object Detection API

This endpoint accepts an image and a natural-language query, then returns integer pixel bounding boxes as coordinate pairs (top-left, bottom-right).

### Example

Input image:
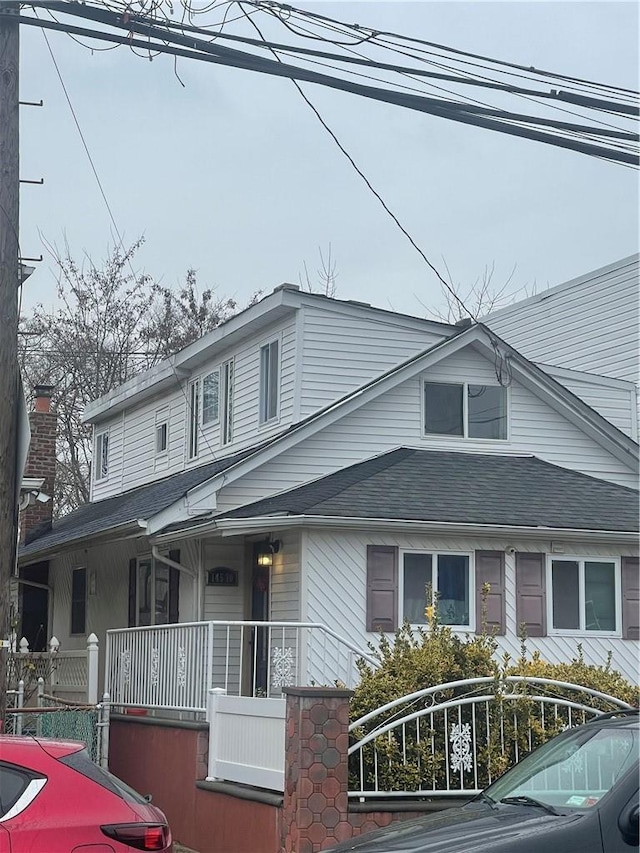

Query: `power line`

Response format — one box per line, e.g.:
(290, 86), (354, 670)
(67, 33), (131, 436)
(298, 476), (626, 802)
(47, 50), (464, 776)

(16, 8), (639, 165)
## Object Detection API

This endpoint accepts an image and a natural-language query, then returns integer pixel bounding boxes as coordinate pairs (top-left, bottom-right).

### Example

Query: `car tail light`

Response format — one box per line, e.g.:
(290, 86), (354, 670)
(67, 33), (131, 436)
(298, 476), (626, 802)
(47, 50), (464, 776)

(101, 823), (170, 851)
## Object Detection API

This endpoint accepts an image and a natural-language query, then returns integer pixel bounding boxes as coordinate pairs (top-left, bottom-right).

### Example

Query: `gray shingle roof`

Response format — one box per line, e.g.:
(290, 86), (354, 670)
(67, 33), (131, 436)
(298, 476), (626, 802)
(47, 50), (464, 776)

(220, 448), (639, 532)
(19, 445), (260, 558)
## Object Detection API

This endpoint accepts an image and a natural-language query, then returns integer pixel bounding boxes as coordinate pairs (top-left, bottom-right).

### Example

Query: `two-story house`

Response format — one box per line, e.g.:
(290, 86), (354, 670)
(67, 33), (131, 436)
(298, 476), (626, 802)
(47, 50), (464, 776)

(17, 271), (640, 698)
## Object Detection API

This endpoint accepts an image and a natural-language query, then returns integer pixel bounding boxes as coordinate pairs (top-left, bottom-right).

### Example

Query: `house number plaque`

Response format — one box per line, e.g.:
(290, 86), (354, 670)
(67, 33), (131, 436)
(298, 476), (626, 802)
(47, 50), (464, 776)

(207, 567), (238, 587)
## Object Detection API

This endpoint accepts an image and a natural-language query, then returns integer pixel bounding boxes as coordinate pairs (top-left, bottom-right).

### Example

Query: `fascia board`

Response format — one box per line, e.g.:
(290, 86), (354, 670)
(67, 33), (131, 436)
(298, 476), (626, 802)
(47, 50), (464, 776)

(82, 360), (188, 424)
(18, 520), (145, 564)
(164, 514), (638, 545)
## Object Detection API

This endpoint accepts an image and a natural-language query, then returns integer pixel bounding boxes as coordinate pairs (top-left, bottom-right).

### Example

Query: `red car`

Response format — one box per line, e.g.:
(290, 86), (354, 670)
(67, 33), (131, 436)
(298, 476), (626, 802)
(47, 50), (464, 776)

(0, 736), (172, 852)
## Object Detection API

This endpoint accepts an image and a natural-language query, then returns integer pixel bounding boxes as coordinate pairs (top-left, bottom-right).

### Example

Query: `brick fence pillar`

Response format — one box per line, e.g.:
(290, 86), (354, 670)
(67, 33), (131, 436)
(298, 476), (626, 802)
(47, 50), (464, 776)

(282, 686), (353, 853)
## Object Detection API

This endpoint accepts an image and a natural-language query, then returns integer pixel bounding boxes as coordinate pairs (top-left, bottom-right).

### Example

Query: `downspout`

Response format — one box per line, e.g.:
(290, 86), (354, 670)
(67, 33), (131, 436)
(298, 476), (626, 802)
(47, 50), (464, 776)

(151, 545), (201, 622)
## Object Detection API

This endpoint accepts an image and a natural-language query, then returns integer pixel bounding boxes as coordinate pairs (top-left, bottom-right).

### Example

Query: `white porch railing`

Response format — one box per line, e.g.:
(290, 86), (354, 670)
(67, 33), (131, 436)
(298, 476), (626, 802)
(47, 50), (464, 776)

(105, 620), (376, 712)
(348, 676), (633, 799)
(206, 689), (286, 791)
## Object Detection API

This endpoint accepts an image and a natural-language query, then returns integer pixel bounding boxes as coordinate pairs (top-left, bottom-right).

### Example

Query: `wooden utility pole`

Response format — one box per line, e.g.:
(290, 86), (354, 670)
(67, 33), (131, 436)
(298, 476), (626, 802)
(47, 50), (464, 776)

(0, 1), (20, 726)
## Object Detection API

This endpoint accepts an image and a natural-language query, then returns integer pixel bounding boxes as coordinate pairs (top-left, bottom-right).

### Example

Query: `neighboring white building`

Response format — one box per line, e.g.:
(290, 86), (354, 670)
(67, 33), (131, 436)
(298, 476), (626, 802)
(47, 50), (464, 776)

(17, 270), (640, 691)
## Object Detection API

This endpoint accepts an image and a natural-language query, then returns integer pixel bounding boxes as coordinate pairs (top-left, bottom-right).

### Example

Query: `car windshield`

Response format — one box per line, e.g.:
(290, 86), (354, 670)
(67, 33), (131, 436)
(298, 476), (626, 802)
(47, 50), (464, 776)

(484, 723), (638, 811)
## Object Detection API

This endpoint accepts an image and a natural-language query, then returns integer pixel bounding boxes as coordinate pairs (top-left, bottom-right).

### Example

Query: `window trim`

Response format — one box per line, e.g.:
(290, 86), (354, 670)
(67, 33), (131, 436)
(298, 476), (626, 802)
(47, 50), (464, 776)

(187, 378), (200, 460)
(202, 368), (220, 427)
(94, 429), (109, 482)
(546, 555), (621, 638)
(259, 337), (281, 425)
(421, 380), (510, 442)
(399, 549), (475, 631)
(221, 358), (234, 446)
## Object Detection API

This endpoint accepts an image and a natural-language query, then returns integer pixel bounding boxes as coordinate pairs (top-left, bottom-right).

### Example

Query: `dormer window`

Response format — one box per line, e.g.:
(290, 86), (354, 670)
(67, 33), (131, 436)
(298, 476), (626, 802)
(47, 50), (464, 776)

(221, 359), (234, 445)
(203, 370), (220, 426)
(95, 430), (109, 481)
(424, 382), (507, 440)
(259, 339), (280, 424)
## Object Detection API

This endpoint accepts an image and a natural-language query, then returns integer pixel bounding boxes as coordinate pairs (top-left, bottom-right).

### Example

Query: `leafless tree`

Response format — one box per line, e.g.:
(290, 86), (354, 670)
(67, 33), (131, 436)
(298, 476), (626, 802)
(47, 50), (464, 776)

(19, 237), (252, 517)
(426, 261), (526, 323)
(299, 243), (338, 298)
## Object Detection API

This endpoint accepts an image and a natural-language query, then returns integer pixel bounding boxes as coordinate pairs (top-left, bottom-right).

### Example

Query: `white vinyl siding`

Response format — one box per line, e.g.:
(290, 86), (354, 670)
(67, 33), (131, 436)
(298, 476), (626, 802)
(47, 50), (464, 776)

(215, 346), (638, 513)
(303, 529), (639, 685)
(298, 304), (450, 418)
(484, 255), (639, 384)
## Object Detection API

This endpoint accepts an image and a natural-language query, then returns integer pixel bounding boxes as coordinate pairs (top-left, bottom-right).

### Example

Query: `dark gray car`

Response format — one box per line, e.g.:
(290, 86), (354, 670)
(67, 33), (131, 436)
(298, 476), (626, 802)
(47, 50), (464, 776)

(329, 712), (639, 853)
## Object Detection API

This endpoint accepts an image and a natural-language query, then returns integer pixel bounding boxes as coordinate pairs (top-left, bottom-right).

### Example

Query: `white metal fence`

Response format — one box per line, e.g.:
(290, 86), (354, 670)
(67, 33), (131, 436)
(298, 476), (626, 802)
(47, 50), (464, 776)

(348, 676), (633, 799)
(105, 620), (376, 712)
(206, 690), (286, 791)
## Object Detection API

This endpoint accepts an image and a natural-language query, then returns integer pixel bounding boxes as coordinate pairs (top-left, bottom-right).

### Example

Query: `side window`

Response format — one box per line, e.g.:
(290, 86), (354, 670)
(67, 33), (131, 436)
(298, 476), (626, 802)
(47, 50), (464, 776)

(71, 567), (87, 635)
(187, 379), (200, 459)
(155, 421), (168, 456)
(94, 430), (109, 481)
(259, 340), (280, 424)
(203, 370), (220, 426)
(0, 764), (36, 819)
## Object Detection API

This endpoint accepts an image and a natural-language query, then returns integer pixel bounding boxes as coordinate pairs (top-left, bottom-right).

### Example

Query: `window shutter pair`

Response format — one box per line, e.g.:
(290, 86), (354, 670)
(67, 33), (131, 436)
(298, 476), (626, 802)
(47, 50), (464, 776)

(515, 553), (639, 639)
(365, 546), (507, 634)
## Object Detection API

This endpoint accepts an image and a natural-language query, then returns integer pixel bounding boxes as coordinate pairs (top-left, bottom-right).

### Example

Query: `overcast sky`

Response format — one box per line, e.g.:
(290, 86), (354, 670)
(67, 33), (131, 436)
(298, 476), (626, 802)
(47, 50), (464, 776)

(19, 1), (639, 321)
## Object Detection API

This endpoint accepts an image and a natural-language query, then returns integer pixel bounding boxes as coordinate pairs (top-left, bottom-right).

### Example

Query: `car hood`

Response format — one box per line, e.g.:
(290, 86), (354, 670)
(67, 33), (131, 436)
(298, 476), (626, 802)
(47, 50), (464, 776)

(329, 804), (585, 853)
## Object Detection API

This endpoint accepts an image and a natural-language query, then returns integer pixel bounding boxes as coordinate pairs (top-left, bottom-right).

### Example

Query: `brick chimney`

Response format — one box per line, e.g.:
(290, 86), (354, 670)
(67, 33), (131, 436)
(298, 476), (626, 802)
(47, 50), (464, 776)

(20, 384), (56, 545)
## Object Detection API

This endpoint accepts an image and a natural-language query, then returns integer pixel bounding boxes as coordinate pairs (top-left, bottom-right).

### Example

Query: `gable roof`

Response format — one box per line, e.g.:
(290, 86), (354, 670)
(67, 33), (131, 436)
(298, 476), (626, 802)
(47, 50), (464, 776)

(218, 447), (639, 533)
(18, 445), (261, 560)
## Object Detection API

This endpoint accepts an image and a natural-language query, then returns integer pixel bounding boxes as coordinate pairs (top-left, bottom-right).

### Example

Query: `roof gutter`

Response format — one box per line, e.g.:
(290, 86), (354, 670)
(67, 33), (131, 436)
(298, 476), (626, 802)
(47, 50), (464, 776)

(152, 514), (639, 546)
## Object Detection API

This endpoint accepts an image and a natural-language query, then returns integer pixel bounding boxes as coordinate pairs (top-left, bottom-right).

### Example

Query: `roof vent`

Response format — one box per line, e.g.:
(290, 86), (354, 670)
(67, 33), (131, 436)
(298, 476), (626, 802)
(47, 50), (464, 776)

(455, 317), (473, 328)
(273, 282), (300, 293)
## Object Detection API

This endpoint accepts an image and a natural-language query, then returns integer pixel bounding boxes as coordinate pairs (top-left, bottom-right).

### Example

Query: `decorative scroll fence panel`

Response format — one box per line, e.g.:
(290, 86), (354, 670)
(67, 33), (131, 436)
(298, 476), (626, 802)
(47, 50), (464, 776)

(348, 676), (633, 799)
(105, 621), (376, 712)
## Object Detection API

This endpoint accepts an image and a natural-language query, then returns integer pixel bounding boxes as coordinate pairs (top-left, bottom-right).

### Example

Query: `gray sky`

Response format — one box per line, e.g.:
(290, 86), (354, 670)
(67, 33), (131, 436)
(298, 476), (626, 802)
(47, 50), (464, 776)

(19, 1), (640, 320)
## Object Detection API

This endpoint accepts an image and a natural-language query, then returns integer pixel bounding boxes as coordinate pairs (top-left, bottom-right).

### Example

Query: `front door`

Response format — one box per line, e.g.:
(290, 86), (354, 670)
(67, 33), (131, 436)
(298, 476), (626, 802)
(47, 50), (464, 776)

(251, 552), (270, 695)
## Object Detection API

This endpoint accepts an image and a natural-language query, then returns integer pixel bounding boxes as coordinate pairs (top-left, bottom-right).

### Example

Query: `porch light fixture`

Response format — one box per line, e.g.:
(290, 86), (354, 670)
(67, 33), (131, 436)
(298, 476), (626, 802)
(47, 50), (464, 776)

(256, 538), (281, 567)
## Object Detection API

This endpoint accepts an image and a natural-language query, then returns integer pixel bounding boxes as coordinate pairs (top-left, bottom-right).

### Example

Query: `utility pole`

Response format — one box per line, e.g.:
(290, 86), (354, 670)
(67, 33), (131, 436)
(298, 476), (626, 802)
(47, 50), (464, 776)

(0, 0), (20, 726)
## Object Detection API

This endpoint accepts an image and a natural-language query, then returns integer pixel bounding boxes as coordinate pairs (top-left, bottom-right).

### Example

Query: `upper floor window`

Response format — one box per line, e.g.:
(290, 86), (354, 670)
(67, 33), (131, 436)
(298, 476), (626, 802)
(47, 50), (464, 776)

(221, 359), (234, 445)
(203, 370), (220, 426)
(259, 339), (280, 423)
(424, 382), (507, 440)
(188, 379), (199, 459)
(549, 558), (619, 634)
(95, 430), (109, 481)
(402, 551), (472, 629)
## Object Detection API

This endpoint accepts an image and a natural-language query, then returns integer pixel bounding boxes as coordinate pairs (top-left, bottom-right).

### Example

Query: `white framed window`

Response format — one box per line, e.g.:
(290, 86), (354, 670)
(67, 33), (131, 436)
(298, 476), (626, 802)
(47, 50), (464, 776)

(155, 419), (168, 456)
(94, 430), (109, 481)
(423, 381), (508, 440)
(400, 551), (473, 629)
(203, 369), (220, 426)
(187, 379), (200, 459)
(259, 339), (280, 424)
(221, 359), (234, 445)
(547, 557), (620, 635)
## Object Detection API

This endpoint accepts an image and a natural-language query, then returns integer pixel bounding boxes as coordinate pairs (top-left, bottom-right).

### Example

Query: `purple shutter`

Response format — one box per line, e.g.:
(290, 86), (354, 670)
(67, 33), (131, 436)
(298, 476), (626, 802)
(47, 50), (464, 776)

(168, 550), (181, 624)
(515, 553), (546, 637)
(621, 556), (639, 640)
(128, 558), (137, 627)
(475, 551), (505, 635)
(366, 545), (398, 632)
